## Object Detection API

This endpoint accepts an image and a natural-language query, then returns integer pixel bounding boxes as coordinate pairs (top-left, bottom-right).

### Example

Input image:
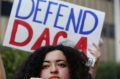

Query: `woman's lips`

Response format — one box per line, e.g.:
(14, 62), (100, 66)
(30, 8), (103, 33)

(49, 76), (60, 79)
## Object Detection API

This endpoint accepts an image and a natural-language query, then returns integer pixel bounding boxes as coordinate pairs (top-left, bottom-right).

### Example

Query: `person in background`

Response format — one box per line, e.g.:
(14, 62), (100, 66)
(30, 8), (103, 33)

(88, 43), (101, 79)
(0, 56), (6, 79)
(15, 45), (93, 79)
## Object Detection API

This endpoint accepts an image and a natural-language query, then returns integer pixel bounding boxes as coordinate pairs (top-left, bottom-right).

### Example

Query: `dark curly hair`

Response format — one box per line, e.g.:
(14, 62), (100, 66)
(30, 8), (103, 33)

(14, 45), (92, 79)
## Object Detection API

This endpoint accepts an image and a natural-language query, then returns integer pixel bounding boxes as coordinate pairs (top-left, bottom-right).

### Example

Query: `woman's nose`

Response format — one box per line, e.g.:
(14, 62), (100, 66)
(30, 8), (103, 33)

(50, 64), (58, 74)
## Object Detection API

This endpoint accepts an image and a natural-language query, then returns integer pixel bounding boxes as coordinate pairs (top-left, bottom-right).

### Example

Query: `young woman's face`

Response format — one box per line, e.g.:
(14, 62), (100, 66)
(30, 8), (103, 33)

(40, 50), (70, 79)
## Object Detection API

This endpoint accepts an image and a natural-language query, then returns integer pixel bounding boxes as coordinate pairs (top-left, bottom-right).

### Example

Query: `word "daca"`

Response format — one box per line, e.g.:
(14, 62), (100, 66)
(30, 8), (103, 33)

(9, 19), (88, 53)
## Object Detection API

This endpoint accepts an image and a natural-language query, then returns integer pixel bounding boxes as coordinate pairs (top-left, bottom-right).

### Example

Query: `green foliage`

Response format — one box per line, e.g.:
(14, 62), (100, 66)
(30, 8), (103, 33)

(0, 45), (30, 79)
(96, 62), (120, 79)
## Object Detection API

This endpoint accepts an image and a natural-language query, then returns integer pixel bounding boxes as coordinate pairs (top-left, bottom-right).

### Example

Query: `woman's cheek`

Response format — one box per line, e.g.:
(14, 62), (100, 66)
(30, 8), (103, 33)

(59, 68), (70, 79)
(41, 70), (49, 79)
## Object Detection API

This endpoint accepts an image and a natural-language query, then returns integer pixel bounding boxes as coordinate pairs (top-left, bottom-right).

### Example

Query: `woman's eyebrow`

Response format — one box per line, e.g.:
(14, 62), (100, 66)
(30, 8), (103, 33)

(56, 59), (66, 62)
(43, 60), (50, 63)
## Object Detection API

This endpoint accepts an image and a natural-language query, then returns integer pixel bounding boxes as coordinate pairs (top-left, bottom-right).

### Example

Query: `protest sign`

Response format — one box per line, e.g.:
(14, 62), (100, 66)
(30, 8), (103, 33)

(3, 0), (105, 54)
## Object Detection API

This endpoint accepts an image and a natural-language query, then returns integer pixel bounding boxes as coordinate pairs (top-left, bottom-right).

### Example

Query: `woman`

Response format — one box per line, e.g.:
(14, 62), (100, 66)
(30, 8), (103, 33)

(0, 56), (6, 79)
(15, 45), (92, 79)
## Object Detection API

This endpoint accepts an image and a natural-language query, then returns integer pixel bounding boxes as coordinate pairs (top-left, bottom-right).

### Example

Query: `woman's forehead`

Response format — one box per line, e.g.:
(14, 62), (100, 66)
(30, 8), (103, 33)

(44, 50), (67, 61)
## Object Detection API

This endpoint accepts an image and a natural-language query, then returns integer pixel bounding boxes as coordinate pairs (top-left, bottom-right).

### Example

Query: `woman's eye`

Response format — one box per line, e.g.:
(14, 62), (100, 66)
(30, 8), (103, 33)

(42, 64), (49, 69)
(58, 63), (67, 68)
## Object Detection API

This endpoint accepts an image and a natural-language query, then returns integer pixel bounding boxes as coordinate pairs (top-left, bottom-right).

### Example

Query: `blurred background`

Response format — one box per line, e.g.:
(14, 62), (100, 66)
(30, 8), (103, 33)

(0, 0), (120, 79)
